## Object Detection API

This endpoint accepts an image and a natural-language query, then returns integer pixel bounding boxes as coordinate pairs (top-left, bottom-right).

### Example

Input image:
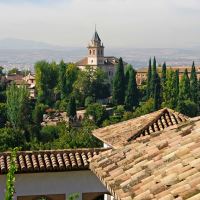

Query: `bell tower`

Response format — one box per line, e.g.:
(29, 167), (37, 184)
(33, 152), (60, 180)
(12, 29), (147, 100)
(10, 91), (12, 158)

(87, 28), (104, 66)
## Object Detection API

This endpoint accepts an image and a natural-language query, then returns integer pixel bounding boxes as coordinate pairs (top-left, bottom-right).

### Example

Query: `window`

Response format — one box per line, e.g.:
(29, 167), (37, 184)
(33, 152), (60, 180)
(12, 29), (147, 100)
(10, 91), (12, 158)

(93, 50), (95, 55)
(89, 50), (92, 55)
(101, 50), (103, 55)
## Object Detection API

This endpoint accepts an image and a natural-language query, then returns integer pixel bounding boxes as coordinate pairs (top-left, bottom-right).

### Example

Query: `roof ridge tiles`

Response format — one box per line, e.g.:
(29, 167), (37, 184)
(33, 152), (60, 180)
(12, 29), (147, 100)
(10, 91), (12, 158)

(0, 148), (109, 174)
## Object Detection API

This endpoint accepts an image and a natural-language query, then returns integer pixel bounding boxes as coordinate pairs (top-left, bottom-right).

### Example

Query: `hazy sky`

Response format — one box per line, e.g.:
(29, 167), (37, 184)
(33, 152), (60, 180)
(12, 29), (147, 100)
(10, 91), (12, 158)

(0, 0), (200, 48)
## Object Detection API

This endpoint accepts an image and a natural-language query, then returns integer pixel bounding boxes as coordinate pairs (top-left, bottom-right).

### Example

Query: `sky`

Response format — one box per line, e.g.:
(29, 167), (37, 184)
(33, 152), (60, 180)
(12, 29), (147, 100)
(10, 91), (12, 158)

(0, 0), (200, 48)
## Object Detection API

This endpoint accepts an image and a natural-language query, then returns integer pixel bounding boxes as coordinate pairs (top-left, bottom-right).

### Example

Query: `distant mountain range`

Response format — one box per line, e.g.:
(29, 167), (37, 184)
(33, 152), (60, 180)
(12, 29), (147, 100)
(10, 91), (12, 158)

(0, 38), (199, 71)
(0, 38), (64, 50)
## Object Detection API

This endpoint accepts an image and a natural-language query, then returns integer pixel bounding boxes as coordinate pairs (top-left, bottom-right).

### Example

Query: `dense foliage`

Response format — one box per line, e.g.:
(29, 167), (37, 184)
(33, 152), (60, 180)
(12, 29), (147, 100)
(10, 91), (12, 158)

(0, 58), (200, 152)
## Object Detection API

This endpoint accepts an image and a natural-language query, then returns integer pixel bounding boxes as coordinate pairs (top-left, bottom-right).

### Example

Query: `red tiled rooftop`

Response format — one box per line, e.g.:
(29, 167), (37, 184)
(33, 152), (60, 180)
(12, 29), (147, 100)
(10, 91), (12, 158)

(90, 117), (200, 200)
(92, 108), (188, 148)
(0, 148), (108, 174)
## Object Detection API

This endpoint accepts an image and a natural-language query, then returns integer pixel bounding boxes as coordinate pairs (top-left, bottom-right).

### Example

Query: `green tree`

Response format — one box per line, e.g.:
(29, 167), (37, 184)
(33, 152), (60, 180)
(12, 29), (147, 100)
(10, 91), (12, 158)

(66, 63), (79, 97)
(179, 69), (190, 101)
(153, 73), (161, 111)
(190, 61), (198, 103)
(0, 128), (25, 151)
(151, 56), (157, 98)
(6, 84), (30, 129)
(161, 62), (167, 85)
(58, 60), (67, 100)
(0, 102), (6, 127)
(162, 70), (179, 109)
(32, 103), (47, 125)
(177, 100), (198, 117)
(73, 66), (109, 106)
(85, 103), (107, 126)
(146, 58), (152, 98)
(35, 60), (58, 105)
(125, 68), (139, 111)
(133, 98), (154, 118)
(67, 96), (77, 120)
(112, 57), (125, 105)
(161, 62), (167, 100)
(175, 70), (179, 98)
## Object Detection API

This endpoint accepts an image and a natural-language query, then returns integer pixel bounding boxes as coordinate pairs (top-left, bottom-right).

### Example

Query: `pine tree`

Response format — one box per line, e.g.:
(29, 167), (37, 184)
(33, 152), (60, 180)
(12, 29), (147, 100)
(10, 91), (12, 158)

(125, 68), (139, 111)
(179, 69), (190, 101)
(146, 58), (152, 98)
(67, 96), (76, 120)
(112, 57), (125, 105)
(153, 73), (161, 111)
(190, 61), (198, 103)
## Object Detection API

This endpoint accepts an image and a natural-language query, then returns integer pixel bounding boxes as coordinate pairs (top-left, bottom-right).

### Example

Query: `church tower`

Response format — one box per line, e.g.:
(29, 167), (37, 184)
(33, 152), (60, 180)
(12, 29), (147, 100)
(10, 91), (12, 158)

(87, 29), (104, 66)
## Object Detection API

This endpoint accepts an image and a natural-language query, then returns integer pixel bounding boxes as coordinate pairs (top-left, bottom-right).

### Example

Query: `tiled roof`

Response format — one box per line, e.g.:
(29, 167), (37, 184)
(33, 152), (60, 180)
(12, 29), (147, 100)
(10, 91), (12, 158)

(76, 56), (127, 67)
(76, 57), (88, 66)
(0, 148), (108, 174)
(137, 66), (200, 73)
(92, 108), (188, 148)
(90, 117), (200, 200)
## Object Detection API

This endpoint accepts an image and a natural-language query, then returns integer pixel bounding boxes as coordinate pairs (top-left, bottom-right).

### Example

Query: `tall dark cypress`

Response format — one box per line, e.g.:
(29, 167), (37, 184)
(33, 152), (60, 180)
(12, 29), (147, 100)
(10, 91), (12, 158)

(151, 56), (157, 98)
(125, 68), (139, 111)
(190, 61), (198, 103)
(153, 73), (161, 111)
(197, 78), (200, 111)
(174, 70), (179, 107)
(67, 96), (77, 120)
(112, 57), (125, 105)
(161, 62), (167, 101)
(161, 62), (167, 87)
(179, 69), (190, 101)
(146, 58), (152, 98)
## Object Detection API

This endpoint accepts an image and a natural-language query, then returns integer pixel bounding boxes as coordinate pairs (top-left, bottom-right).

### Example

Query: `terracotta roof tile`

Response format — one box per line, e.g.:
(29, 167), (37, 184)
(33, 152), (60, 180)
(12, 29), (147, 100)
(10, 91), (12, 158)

(92, 108), (189, 148)
(0, 148), (108, 174)
(90, 118), (200, 200)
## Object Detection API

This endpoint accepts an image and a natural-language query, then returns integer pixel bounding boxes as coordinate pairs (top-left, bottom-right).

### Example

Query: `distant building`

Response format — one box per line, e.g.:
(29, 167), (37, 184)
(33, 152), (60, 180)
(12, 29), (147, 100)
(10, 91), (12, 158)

(136, 65), (200, 85)
(76, 29), (127, 81)
(6, 73), (36, 99)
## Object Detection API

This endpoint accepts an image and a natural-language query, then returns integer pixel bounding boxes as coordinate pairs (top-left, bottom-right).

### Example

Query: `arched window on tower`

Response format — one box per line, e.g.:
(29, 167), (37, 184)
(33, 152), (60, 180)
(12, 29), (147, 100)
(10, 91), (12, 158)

(101, 50), (103, 55)
(89, 50), (92, 55)
(93, 50), (95, 55)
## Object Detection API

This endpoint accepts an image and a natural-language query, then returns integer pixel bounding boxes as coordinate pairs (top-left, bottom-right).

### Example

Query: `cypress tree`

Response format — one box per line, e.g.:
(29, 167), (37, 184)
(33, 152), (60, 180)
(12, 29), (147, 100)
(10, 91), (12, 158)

(125, 64), (133, 91)
(190, 61), (198, 103)
(161, 62), (167, 101)
(112, 57), (125, 105)
(151, 56), (157, 98)
(174, 70), (179, 108)
(197, 78), (200, 112)
(125, 68), (139, 111)
(146, 58), (152, 98)
(153, 73), (161, 111)
(161, 62), (167, 87)
(179, 69), (190, 102)
(67, 96), (76, 120)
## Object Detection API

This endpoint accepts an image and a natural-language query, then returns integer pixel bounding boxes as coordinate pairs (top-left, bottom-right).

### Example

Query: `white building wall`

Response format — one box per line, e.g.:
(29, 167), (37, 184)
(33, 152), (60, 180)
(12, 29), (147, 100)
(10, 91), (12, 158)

(0, 171), (108, 200)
